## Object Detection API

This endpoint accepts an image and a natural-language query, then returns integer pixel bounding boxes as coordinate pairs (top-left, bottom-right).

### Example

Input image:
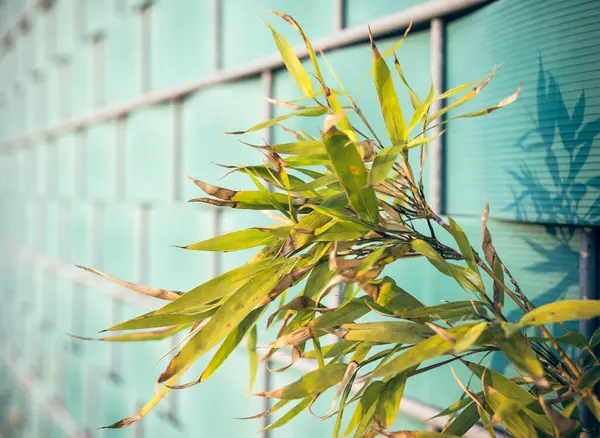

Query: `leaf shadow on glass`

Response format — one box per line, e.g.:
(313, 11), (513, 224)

(491, 57), (600, 372)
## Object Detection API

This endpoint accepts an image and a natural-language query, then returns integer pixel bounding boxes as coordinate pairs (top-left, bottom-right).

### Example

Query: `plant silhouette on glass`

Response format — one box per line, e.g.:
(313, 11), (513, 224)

(78, 13), (600, 437)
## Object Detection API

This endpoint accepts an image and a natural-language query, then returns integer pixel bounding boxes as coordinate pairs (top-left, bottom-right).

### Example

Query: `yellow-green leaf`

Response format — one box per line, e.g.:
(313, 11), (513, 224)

(255, 363), (347, 399)
(372, 324), (479, 378)
(247, 325), (258, 396)
(227, 108), (326, 134)
(337, 321), (433, 344)
(200, 306), (265, 382)
(371, 34), (406, 146)
(369, 145), (404, 185)
(265, 20), (313, 97)
(157, 262), (293, 383)
(181, 228), (275, 252)
(271, 140), (325, 155)
(407, 83), (435, 136)
(376, 371), (410, 427)
(262, 396), (314, 431)
(323, 127), (379, 224)
(442, 402), (480, 437)
(518, 300), (600, 328)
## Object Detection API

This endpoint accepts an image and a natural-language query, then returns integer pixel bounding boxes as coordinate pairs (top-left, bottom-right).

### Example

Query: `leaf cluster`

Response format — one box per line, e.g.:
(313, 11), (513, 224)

(79, 12), (600, 437)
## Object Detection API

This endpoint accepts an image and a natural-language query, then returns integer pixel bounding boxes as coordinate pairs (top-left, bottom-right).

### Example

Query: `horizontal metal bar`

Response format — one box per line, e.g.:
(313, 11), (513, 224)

(0, 0), (493, 150)
(0, 339), (86, 438)
(3, 239), (158, 311)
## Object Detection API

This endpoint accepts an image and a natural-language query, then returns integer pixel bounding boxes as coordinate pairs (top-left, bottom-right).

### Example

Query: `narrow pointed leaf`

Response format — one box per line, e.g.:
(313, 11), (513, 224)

(518, 300), (600, 328)
(323, 127), (379, 223)
(264, 20), (313, 97)
(255, 362), (347, 399)
(181, 228), (275, 252)
(371, 34), (406, 145)
(158, 262), (293, 383)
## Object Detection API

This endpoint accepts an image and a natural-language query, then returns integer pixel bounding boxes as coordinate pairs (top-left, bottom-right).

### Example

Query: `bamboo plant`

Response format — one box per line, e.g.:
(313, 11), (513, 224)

(78, 12), (600, 437)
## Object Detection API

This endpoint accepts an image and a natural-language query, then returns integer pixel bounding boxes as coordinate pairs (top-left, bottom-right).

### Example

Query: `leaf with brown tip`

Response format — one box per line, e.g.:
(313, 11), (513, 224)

(77, 266), (183, 301)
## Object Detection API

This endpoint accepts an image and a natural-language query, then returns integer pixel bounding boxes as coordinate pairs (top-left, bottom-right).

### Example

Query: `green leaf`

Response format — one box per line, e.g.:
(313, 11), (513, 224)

(518, 300), (600, 328)
(268, 11), (323, 83)
(199, 306), (265, 382)
(590, 327), (600, 349)
(303, 340), (357, 360)
(375, 371), (410, 427)
(354, 381), (384, 437)
(452, 322), (489, 353)
(247, 325), (258, 396)
(70, 325), (189, 342)
(310, 298), (371, 330)
(227, 107), (326, 134)
(300, 204), (371, 232)
(372, 324), (479, 377)
(106, 309), (215, 332)
(265, 20), (313, 97)
(369, 145), (404, 185)
(496, 330), (545, 383)
(407, 83), (435, 135)
(428, 68), (498, 123)
(485, 388), (537, 438)
(256, 363), (347, 399)
(406, 135), (441, 149)
(270, 140), (325, 155)
(395, 301), (488, 322)
(157, 261), (293, 383)
(386, 432), (461, 438)
(411, 240), (485, 294)
(442, 401), (480, 437)
(393, 53), (422, 111)
(262, 396), (314, 431)
(323, 127), (379, 224)
(181, 228), (275, 252)
(576, 365), (600, 390)
(337, 321), (433, 344)
(465, 362), (536, 404)
(154, 259), (276, 316)
(527, 331), (587, 348)
(371, 35), (406, 146)
(447, 217), (479, 274)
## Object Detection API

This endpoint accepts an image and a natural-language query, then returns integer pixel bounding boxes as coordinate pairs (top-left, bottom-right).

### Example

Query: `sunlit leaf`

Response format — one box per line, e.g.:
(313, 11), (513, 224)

(264, 20), (313, 97)
(518, 300), (600, 328)
(323, 127), (379, 223)
(371, 31), (406, 146)
(255, 362), (347, 399)
(262, 396), (314, 431)
(157, 261), (294, 384)
(181, 228), (276, 252)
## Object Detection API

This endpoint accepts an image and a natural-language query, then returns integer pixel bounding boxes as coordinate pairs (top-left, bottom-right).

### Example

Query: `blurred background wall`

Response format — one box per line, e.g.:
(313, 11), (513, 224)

(0, 0), (598, 437)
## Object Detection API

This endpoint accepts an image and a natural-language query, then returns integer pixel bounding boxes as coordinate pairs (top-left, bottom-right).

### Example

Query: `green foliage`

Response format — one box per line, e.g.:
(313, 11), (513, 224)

(79, 12), (600, 437)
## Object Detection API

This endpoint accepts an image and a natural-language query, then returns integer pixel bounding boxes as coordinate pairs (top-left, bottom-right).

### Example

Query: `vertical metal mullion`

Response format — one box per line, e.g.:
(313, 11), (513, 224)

(136, 203), (150, 285)
(139, 4), (151, 93)
(261, 68), (273, 438)
(74, 128), (85, 198)
(115, 115), (126, 199)
(429, 18), (444, 215)
(333, 0), (344, 31)
(212, 0), (222, 72)
(172, 100), (182, 201)
(109, 296), (123, 383)
(58, 59), (70, 121)
(580, 227), (600, 433)
(92, 35), (105, 108)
